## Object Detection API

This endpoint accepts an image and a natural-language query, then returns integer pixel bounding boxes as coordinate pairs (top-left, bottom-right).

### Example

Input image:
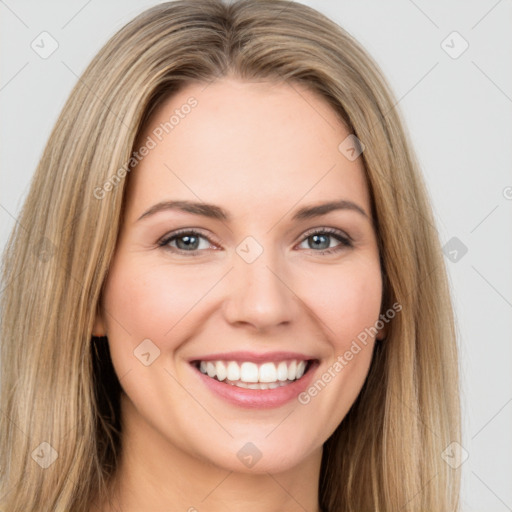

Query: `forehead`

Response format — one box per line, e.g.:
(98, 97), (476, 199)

(125, 78), (370, 220)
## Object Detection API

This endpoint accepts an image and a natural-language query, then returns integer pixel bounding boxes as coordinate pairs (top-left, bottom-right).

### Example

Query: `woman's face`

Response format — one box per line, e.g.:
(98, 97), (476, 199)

(95, 77), (384, 474)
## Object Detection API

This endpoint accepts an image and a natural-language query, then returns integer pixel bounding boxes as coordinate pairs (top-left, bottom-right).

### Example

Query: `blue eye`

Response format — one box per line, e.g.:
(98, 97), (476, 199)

(298, 228), (353, 254)
(158, 229), (214, 255)
(158, 227), (352, 256)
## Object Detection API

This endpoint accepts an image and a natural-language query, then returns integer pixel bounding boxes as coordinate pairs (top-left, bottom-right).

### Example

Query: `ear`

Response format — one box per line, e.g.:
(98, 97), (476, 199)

(92, 304), (107, 337)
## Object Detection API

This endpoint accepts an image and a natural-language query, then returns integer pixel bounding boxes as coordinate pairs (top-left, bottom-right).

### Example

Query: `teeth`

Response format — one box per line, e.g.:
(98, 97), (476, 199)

(206, 361), (216, 378)
(240, 362), (259, 383)
(277, 361), (288, 381)
(196, 359), (310, 385)
(296, 360), (306, 379)
(226, 361), (240, 381)
(259, 362), (277, 383)
(287, 360), (297, 380)
(216, 361), (227, 381)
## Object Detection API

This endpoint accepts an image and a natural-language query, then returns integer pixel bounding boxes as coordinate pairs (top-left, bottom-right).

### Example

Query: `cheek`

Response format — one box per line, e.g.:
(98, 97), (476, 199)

(296, 263), (382, 432)
(101, 256), (220, 354)
(299, 257), (383, 346)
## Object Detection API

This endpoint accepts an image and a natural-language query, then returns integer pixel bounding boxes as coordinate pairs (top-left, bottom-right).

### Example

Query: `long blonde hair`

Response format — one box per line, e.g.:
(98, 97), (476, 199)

(0, 1), (461, 510)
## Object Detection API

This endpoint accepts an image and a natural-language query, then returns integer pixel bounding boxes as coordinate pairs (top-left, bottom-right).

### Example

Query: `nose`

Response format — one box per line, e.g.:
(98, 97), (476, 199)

(222, 247), (297, 332)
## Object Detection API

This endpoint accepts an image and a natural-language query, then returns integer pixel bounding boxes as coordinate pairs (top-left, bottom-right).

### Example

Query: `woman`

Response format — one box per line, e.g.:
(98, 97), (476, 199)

(0, 0), (461, 510)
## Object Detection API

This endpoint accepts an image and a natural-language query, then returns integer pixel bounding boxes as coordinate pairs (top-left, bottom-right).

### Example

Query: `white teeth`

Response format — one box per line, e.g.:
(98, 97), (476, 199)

(196, 358), (310, 385)
(206, 361), (216, 378)
(240, 362), (259, 383)
(287, 360), (297, 380)
(226, 361), (240, 381)
(296, 360), (306, 379)
(277, 361), (288, 381)
(216, 361), (227, 381)
(259, 362), (277, 383)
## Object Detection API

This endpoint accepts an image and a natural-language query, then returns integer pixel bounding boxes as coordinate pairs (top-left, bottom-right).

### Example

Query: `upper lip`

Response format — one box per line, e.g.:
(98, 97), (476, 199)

(189, 351), (317, 363)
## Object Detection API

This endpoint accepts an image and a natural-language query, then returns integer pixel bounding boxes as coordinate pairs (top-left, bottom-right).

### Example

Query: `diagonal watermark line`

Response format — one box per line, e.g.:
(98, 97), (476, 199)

(200, 471), (233, 502)
(61, 0), (92, 29)
(164, 163), (204, 199)
(103, 307), (132, 337)
(0, 405), (30, 440)
(266, 163), (336, 234)
(163, 367), (234, 438)
(288, 80), (337, 131)
(265, 265), (336, 335)
(117, 367), (133, 383)
(0, 0), (29, 28)
(60, 204), (89, 236)
(0, 266), (27, 296)
(469, 204), (499, 233)
(65, 474), (106, 512)
(265, 408), (296, 438)
(0, 202), (27, 233)
(0, 203), (30, 296)
(390, 388), (441, 440)
(163, 267), (234, 336)
(472, 397), (512, 439)
(0, 61), (29, 92)
(406, 262), (442, 303)
(472, 471), (512, 510)
(265, 473), (309, 511)
(472, 61), (512, 104)
(471, 0), (504, 30)
(164, 163), (233, 235)
(471, 265), (512, 308)
(264, 0), (297, 21)
(200, 75), (219, 92)
(407, 0), (439, 29)
(61, 61), (130, 128)
(380, 61), (439, 122)
(199, 69), (226, 93)
(400, 472), (439, 510)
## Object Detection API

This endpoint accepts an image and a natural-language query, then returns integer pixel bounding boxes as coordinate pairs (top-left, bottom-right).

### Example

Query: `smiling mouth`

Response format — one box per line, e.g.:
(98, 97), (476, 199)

(191, 359), (316, 390)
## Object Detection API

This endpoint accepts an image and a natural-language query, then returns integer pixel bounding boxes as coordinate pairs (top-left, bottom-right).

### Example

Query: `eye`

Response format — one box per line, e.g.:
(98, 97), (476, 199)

(158, 229), (217, 255)
(297, 227), (353, 255)
(158, 227), (353, 256)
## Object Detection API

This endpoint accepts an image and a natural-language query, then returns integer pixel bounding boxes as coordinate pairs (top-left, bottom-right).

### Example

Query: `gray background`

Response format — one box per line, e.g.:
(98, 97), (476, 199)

(1, 1), (511, 509)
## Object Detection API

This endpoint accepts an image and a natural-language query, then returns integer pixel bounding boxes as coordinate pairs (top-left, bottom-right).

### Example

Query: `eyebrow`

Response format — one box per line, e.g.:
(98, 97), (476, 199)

(136, 199), (369, 223)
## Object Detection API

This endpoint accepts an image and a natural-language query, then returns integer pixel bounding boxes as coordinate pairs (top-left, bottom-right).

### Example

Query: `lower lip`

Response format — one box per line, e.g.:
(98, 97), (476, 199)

(191, 361), (318, 409)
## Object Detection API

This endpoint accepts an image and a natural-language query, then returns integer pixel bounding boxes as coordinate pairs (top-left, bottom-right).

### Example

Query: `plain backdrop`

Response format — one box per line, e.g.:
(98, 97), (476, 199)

(1, 1), (511, 510)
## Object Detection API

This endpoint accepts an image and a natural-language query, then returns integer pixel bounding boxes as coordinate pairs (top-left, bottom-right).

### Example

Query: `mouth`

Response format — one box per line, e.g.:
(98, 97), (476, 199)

(190, 358), (317, 390)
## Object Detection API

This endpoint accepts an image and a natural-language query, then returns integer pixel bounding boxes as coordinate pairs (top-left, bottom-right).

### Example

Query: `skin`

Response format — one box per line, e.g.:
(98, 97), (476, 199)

(92, 77), (385, 512)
